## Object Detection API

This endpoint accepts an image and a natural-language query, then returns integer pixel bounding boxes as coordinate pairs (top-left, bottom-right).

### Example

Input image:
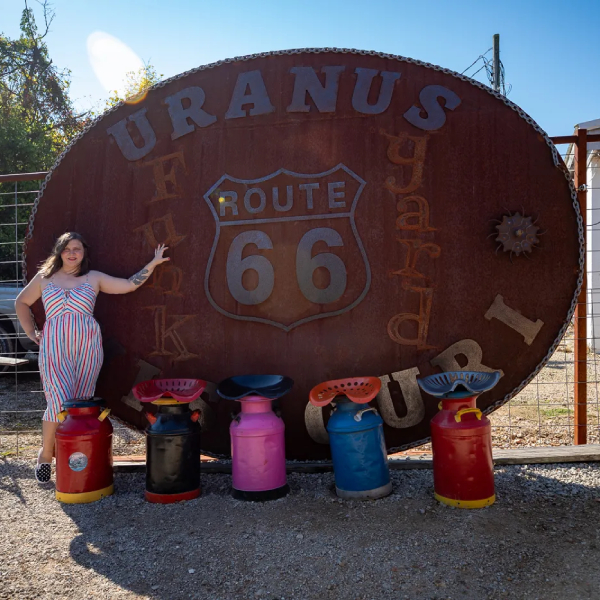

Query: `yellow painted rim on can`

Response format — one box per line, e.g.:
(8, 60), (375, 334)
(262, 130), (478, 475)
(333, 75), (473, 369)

(151, 399), (182, 405)
(434, 492), (495, 509)
(56, 483), (114, 504)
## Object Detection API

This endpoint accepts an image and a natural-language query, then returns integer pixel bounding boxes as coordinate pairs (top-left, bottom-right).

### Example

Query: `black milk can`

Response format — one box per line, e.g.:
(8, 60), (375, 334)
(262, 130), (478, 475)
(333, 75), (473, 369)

(144, 401), (201, 503)
(132, 379), (205, 504)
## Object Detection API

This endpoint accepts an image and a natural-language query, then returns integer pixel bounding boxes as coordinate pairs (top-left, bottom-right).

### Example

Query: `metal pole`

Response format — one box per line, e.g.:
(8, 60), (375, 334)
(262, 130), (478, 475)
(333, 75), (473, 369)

(574, 127), (588, 445)
(493, 34), (500, 92)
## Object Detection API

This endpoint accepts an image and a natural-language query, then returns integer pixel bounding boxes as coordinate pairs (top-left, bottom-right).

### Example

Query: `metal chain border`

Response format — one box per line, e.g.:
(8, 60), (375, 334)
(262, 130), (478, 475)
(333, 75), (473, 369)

(21, 48), (584, 457)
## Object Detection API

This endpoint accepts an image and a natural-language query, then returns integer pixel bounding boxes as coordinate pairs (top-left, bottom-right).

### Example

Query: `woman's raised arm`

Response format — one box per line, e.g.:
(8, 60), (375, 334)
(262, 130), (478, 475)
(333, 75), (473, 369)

(97, 244), (169, 295)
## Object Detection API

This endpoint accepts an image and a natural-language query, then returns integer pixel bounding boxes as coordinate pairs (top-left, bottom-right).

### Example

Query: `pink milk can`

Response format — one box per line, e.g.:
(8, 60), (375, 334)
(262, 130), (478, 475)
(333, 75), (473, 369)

(217, 375), (293, 501)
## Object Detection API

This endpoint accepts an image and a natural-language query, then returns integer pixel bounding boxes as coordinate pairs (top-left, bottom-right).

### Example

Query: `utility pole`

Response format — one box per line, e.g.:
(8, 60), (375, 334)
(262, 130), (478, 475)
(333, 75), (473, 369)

(492, 33), (500, 92)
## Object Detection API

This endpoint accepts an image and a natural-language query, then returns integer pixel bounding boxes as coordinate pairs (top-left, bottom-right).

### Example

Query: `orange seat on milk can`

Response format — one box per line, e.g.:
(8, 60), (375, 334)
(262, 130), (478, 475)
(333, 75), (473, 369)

(309, 377), (391, 500)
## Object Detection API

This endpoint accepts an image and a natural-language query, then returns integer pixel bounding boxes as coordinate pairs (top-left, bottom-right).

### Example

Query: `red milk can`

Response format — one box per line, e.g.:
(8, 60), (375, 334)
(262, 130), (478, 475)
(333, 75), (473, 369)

(431, 398), (494, 508)
(419, 371), (500, 509)
(55, 399), (113, 503)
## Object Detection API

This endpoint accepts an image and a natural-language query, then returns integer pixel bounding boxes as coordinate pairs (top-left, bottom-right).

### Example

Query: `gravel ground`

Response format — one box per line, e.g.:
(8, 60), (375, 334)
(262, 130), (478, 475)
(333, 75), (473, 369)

(1, 459), (599, 600)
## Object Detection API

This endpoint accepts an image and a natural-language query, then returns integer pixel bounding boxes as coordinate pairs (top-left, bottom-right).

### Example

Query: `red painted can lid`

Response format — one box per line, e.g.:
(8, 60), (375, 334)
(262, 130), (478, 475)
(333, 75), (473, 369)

(133, 378), (206, 403)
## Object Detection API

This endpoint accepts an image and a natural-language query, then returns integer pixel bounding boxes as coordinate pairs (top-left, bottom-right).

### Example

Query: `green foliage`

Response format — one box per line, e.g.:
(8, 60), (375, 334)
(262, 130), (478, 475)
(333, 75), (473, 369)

(0, 1), (88, 172)
(0, 1), (90, 281)
(540, 407), (571, 418)
(99, 63), (163, 112)
(0, 3), (161, 282)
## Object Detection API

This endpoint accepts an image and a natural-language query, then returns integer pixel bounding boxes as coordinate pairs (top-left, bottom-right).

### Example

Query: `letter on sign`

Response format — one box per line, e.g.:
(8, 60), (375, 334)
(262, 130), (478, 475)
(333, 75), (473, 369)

(305, 403), (329, 444)
(287, 66), (346, 113)
(377, 368), (425, 429)
(431, 339), (504, 377)
(404, 85), (461, 131)
(352, 68), (401, 115)
(225, 70), (275, 119)
(484, 294), (544, 346)
(165, 87), (217, 139)
(107, 108), (157, 161)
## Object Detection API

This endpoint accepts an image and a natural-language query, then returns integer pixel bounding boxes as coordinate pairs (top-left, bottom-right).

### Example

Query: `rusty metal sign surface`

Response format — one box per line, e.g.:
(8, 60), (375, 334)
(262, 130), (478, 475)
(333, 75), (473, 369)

(25, 49), (582, 459)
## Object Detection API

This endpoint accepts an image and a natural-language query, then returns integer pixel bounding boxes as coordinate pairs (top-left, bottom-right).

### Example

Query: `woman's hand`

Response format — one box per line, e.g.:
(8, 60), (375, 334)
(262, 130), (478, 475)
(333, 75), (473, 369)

(26, 330), (41, 345)
(149, 244), (170, 267)
(101, 245), (171, 294)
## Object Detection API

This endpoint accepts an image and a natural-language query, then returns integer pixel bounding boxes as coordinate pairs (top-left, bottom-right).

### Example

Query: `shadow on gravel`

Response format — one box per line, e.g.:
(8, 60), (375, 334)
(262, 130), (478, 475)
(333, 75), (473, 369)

(494, 463), (600, 500)
(2, 460), (600, 598)
(0, 457), (28, 504)
(60, 472), (206, 600)
(49, 465), (600, 600)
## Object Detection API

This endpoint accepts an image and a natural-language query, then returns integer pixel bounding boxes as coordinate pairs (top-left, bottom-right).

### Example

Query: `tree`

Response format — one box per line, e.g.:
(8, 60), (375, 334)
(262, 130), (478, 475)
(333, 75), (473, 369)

(101, 63), (163, 111)
(0, 1), (89, 280)
(0, 1), (89, 172)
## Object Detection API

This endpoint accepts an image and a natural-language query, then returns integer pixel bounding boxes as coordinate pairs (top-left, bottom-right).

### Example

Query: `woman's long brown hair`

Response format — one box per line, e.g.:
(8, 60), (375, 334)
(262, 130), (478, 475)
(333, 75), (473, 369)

(38, 232), (91, 278)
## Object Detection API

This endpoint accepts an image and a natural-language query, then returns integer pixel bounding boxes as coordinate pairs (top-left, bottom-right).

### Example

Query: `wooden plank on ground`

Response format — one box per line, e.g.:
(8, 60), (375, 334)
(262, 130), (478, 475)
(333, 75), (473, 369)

(112, 445), (600, 474)
(0, 356), (28, 366)
(493, 444), (600, 464)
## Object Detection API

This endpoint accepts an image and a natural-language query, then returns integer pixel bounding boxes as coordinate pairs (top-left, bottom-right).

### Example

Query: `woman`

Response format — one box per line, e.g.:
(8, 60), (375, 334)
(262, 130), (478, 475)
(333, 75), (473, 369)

(15, 232), (169, 483)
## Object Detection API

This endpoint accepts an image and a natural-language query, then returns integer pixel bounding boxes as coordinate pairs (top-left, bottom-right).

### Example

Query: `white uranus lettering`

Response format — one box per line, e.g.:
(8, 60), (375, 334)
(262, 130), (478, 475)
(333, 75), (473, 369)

(107, 108), (156, 161)
(403, 85), (461, 131)
(287, 66), (346, 113)
(225, 70), (275, 119)
(352, 68), (401, 115)
(165, 86), (217, 139)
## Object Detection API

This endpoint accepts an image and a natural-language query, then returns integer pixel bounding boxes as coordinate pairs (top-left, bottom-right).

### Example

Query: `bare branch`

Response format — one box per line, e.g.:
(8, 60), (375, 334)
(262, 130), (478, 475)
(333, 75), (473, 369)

(37, 0), (55, 38)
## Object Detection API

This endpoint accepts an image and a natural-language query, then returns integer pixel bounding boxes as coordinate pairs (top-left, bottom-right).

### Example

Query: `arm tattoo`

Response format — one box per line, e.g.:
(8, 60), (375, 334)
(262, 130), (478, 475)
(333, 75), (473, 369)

(128, 268), (149, 286)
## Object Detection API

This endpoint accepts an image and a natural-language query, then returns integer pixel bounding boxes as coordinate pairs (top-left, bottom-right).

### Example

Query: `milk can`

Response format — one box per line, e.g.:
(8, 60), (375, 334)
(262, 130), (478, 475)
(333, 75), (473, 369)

(310, 377), (391, 499)
(217, 375), (293, 501)
(133, 379), (206, 503)
(418, 371), (501, 509)
(55, 398), (113, 503)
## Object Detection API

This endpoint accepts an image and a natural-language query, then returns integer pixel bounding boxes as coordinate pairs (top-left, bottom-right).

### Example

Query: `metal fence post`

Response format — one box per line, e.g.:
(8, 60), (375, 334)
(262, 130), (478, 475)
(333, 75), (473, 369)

(574, 127), (588, 445)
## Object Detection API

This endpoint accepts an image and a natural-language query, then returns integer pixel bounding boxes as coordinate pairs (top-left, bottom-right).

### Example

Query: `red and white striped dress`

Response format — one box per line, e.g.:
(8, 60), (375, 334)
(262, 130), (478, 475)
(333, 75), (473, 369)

(40, 278), (103, 422)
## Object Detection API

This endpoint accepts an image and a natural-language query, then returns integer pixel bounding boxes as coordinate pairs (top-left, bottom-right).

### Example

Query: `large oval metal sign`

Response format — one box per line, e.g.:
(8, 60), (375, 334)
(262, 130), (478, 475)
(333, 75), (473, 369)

(25, 49), (582, 458)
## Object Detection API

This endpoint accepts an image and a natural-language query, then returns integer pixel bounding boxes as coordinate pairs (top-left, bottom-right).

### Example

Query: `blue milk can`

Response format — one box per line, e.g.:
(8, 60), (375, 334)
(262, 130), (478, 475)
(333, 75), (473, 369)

(309, 377), (392, 500)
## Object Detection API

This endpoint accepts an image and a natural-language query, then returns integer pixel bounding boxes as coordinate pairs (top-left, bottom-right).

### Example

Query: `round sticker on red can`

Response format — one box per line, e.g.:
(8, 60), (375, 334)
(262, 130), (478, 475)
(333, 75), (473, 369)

(68, 452), (88, 472)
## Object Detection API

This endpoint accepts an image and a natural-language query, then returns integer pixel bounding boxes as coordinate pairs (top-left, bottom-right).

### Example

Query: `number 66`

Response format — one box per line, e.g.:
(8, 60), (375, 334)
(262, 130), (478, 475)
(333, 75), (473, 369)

(226, 227), (347, 306)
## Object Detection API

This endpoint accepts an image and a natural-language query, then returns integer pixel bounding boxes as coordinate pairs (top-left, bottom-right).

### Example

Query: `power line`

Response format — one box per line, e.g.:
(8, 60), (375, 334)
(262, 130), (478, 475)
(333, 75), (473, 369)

(461, 48), (492, 75)
(461, 45), (511, 96)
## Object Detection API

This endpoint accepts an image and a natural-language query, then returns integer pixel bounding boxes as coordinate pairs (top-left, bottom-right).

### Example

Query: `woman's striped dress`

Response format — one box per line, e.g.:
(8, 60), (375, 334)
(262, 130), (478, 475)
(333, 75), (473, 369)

(40, 280), (103, 422)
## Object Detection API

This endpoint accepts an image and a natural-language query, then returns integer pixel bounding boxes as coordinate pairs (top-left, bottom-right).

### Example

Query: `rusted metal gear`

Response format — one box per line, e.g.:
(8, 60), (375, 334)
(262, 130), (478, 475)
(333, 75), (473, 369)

(495, 212), (540, 256)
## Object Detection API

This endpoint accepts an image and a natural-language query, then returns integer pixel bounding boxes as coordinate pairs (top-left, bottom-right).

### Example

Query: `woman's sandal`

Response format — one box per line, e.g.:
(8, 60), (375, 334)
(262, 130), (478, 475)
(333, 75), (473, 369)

(35, 449), (52, 483)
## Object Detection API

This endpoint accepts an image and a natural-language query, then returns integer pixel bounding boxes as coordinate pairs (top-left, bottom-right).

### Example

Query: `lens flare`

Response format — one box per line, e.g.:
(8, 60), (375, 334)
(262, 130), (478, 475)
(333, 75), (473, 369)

(87, 31), (144, 96)
(125, 90), (149, 105)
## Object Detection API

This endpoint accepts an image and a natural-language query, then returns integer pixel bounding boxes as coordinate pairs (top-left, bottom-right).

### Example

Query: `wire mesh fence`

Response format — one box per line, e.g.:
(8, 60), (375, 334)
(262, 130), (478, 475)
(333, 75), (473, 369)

(0, 177), (144, 459)
(487, 141), (600, 448)
(1, 146), (599, 458)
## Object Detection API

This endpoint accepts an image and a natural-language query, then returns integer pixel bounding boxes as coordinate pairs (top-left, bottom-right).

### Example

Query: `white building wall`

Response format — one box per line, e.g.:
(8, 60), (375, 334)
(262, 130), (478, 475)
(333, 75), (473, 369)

(587, 152), (600, 351)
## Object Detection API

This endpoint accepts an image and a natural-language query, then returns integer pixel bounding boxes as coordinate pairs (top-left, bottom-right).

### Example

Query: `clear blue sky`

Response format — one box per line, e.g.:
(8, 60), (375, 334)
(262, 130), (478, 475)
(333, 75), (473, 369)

(1, 0), (599, 136)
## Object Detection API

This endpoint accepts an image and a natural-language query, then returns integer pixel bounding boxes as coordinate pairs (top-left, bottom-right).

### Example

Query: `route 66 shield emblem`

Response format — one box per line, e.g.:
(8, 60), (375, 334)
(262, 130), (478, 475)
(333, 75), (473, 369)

(203, 164), (370, 331)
